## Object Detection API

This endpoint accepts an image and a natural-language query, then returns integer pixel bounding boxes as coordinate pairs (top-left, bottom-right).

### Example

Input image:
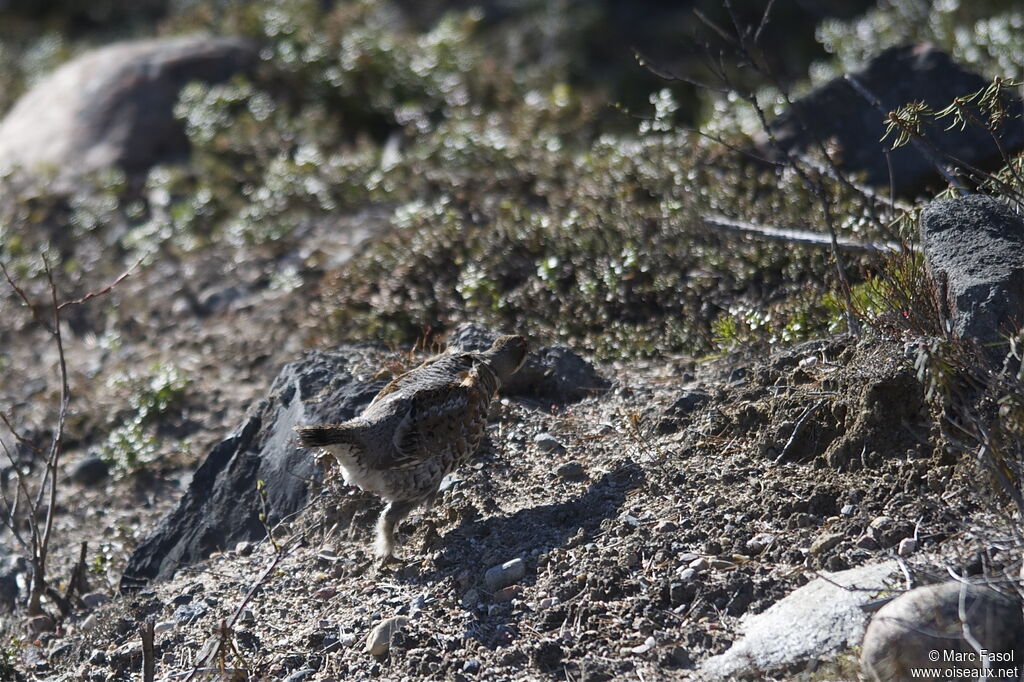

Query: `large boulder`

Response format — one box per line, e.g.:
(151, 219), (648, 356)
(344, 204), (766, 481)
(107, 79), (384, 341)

(861, 581), (1024, 682)
(0, 35), (258, 184)
(699, 561), (901, 678)
(920, 194), (1024, 364)
(120, 349), (382, 589)
(764, 44), (1024, 196)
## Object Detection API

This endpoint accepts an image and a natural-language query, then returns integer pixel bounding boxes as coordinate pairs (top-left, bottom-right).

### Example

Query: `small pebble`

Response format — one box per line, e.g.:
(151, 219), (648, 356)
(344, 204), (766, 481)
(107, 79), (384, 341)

(171, 593), (193, 606)
(539, 597), (559, 609)
(484, 558), (526, 592)
(688, 557), (708, 571)
(314, 587), (336, 600)
(365, 616), (409, 656)
(154, 621), (175, 635)
(745, 533), (775, 555)
(856, 534), (879, 550)
(174, 603), (208, 625)
(79, 614), (99, 633)
(439, 473), (462, 493)
(676, 568), (697, 581)
(631, 636), (657, 655)
(809, 531), (844, 556)
(533, 433), (566, 453)
(81, 592), (110, 610)
(283, 670), (316, 682)
(867, 516), (894, 542)
(897, 537), (917, 556)
(840, 504), (856, 516)
(555, 461), (586, 480)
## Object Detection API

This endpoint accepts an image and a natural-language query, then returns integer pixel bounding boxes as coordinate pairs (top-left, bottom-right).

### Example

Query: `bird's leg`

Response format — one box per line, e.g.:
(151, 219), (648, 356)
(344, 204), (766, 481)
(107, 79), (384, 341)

(374, 499), (417, 566)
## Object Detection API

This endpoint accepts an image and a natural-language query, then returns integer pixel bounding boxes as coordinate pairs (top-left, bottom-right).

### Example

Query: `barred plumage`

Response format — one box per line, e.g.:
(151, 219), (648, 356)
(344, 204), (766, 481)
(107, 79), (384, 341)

(294, 334), (527, 562)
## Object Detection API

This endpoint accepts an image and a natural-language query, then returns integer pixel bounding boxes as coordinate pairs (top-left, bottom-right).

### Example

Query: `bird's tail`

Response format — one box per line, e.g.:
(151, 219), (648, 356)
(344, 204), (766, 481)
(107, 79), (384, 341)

(293, 423), (356, 448)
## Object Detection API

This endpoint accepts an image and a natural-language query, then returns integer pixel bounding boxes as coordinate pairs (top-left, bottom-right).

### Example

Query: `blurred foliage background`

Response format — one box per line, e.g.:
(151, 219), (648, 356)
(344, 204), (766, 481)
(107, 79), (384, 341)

(0, 0), (1021, 360)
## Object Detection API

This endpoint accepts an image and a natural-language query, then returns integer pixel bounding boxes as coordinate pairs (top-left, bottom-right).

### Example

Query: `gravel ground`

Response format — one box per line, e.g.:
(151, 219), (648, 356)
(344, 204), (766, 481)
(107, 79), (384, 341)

(4, 326), (1007, 681)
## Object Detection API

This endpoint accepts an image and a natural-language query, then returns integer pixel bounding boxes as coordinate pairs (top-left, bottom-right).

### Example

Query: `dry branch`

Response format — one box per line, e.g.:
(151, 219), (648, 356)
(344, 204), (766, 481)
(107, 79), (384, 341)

(700, 213), (901, 253)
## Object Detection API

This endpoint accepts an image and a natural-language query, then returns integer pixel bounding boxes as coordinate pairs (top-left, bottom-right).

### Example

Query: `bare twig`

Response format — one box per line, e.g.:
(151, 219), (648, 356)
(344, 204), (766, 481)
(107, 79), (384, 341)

(64, 541), (88, 604)
(700, 214), (900, 253)
(141, 620), (156, 682)
(58, 258), (141, 310)
(775, 400), (824, 464)
(0, 253), (135, 616)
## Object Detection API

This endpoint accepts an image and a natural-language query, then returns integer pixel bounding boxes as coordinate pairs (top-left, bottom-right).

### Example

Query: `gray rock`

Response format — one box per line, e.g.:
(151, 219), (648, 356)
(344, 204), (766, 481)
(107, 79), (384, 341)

(668, 390), (711, 416)
(448, 323), (608, 401)
(365, 616), (409, 656)
(533, 433), (565, 453)
(121, 348), (382, 589)
(0, 35), (258, 184)
(745, 533), (775, 555)
(921, 194), (1024, 364)
(69, 455), (110, 486)
(174, 602), (208, 625)
(283, 670), (316, 682)
(809, 531), (844, 556)
(701, 561), (900, 678)
(554, 461), (586, 480)
(81, 592), (110, 610)
(764, 44), (1024, 196)
(861, 581), (1024, 682)
(154, 621), (175, 635)
(896, 537), (917, 557)
(484, 558), (526, 592)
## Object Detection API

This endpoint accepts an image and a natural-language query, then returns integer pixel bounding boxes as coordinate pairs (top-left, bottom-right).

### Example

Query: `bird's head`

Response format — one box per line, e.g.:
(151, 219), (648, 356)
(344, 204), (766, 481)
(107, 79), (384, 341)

(487, 334), (528, 381)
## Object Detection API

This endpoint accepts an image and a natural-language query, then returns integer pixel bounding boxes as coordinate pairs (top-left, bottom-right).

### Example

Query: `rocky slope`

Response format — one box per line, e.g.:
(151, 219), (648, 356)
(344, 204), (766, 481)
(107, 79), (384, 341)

(5, 325), (1013, 681)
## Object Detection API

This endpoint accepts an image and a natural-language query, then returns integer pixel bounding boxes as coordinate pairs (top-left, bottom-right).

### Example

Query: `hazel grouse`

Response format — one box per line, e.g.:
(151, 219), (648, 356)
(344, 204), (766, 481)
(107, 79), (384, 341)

(294, 335), (528, 562)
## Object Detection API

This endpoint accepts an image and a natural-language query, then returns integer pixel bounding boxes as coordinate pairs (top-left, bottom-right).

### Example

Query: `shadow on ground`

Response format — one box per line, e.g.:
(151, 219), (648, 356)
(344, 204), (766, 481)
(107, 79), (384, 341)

(407, 461), (644, 648)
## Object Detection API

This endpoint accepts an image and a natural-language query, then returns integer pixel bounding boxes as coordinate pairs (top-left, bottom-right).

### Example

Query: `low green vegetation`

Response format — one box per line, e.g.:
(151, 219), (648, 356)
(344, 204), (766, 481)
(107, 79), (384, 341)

(99, 362), (189, 473)
(0, 0), (1019, 363)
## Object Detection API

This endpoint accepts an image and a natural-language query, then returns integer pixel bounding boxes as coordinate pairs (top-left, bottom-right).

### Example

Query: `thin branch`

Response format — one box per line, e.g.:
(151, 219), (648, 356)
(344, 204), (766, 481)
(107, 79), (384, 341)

(753, 0), (777, 47)
(692, 8), (739, 48)
(0, 262), (52, 333)
(141, 620), (156, 682)
(58, 257), (142, 310)
(633, 50), (731, 95)
(700, 214), (900, 253)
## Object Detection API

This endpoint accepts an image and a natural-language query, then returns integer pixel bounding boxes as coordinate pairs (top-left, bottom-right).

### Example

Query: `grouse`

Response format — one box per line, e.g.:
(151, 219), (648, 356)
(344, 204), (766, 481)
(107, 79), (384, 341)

(294, 335), (528, 561)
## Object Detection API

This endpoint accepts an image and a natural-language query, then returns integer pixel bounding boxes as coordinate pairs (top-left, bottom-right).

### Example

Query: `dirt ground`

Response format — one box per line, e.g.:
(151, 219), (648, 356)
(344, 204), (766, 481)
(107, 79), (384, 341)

(3, 294), (1007, 680)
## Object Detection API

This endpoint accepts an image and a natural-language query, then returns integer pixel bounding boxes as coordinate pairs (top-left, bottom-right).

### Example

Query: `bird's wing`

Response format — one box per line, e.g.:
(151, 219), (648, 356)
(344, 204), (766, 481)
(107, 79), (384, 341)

(371, 352), (470, 405)
(379, 370), (484, 470)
